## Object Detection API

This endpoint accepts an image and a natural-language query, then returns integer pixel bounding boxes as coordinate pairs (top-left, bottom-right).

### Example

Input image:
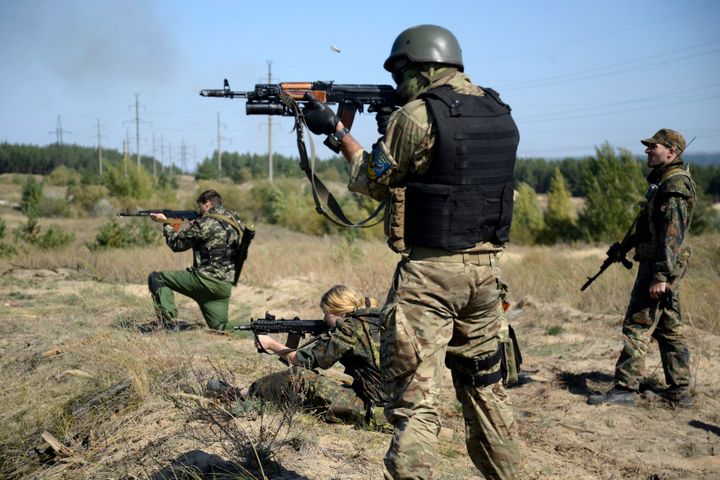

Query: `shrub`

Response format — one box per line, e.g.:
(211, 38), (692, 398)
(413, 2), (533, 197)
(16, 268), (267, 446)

(87, 217), (161, 250)
(46, 165), (80, 186)
(103, 162), (153, 200)
(68, 183), (111, 216)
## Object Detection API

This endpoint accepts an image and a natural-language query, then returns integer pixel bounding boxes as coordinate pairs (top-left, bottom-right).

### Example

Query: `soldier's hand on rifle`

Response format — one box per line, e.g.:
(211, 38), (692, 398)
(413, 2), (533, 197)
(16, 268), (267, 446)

(150, 213), (167, 222)
(375, 105), (397, 135)
(302, 92), (339, 135)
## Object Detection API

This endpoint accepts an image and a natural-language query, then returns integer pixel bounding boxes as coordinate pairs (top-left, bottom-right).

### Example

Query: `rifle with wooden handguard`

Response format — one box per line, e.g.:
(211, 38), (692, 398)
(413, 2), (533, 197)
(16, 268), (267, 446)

(200, 79), (401, 129)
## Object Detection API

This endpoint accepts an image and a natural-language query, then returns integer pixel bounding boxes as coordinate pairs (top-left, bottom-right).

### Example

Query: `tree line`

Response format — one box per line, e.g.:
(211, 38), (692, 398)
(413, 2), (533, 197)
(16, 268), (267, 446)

(3, 142), (719, 201)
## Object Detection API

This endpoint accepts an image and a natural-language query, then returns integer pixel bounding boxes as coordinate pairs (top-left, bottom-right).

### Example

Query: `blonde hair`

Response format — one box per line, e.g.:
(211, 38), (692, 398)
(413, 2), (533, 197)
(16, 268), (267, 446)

(320, 285), (378, 316)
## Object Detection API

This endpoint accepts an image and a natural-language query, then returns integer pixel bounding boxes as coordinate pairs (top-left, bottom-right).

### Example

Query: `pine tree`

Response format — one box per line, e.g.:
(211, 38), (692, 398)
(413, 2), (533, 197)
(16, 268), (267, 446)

(510, 182), (544, 245)
(577, 143), (645, 242)
(540, 167), (578, 243)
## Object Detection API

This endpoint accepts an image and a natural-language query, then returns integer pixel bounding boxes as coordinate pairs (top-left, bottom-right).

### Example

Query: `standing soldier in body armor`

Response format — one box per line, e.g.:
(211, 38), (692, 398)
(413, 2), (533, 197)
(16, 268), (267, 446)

(302, 25), (520, 480)
(588, 129), (696, 407)
(148, 189), (250, 331)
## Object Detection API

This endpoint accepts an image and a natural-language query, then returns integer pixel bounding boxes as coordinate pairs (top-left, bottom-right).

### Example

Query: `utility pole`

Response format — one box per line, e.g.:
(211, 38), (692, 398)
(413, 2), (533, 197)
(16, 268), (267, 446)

(160, 135), (165, 174)
(169, 144), (173, 172)
(134, 93), (141, 167)
(151, 133), (157, 177)
(96, 118), (103, 175)
(180, 140), (187, 173)
(267, 60), (274, 184)
(49, 115), (71, 163)
(123, 129), (131, 176)
(217, 112), (222, 171)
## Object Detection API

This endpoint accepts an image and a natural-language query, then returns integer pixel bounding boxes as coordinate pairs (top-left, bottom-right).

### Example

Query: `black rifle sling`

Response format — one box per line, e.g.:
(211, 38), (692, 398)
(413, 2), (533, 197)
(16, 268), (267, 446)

(283, 93), (385, 228)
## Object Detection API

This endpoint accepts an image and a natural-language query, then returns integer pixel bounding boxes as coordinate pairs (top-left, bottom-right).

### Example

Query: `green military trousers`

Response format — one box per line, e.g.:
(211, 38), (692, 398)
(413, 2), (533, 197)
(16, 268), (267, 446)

(248, 366), (369, 425)
(615, 261), (691, 391)
(149, 269), (232, 330)
(381, 253), (520, 480)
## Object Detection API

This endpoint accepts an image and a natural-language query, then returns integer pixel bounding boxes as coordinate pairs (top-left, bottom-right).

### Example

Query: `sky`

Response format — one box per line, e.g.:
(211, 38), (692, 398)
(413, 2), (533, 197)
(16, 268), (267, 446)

(1, 0), (719, 171)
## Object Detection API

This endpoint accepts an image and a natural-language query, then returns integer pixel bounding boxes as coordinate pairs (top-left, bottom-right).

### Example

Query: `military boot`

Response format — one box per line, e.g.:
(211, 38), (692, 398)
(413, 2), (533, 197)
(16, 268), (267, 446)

(587, 386), (636, 406)
(658, 386), (693, 407)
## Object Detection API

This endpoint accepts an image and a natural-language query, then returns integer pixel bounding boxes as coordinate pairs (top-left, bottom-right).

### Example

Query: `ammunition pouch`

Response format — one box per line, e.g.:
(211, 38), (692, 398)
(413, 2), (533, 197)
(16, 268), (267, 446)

(445, 348), (503, 387)
(500, 325), (523, 387)
(384, 186), (406, 253)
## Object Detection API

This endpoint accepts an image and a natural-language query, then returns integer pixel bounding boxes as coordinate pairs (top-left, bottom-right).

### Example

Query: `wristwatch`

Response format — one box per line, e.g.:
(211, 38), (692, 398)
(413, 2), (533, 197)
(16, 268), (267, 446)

(324, 127), (350, 153)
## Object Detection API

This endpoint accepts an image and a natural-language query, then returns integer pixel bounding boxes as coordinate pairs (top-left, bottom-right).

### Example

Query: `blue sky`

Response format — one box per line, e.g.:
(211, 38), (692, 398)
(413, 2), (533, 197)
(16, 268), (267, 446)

(1, 0), (719, 170)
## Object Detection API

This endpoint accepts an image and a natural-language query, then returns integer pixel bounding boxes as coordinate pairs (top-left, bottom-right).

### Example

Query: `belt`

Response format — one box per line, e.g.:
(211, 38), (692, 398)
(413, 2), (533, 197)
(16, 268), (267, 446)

(408, 246), (496, 266)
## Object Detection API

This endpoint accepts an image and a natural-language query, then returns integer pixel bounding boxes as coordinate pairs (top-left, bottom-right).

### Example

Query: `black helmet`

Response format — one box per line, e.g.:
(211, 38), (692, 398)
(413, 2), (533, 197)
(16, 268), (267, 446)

(384, 24), (464, 73)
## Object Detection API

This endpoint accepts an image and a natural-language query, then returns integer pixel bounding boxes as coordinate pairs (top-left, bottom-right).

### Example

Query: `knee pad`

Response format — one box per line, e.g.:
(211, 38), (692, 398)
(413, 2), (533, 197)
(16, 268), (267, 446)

(148, 271), (164, 296)
(446, 349), (503, 387)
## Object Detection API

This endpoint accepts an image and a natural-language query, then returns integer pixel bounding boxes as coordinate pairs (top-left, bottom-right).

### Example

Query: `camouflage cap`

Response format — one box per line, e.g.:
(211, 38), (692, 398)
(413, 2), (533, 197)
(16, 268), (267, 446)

(641, 128), (686, 152)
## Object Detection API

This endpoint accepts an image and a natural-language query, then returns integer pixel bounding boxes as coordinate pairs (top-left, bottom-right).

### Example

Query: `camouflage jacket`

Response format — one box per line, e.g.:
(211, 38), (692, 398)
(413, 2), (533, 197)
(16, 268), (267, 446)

(294, 309), (387, 406)
(634, 162), (695, 282)
(162, 205), (245, 283)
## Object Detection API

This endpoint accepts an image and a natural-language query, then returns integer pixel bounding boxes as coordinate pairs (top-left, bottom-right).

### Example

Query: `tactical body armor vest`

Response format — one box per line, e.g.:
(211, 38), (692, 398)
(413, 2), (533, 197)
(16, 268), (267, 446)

(404, 86), (519, 249)
(196, 213), (242, 275)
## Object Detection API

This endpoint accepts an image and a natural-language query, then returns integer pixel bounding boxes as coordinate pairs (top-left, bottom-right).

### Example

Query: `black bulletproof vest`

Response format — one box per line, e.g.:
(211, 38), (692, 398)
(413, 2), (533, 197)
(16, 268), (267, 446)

(404, 86), (519, 249)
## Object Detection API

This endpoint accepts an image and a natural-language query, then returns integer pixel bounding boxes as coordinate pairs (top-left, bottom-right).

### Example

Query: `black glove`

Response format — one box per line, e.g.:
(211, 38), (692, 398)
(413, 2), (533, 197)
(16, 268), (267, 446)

(375, 106), (397, 135)
(302, 92), (339, 135)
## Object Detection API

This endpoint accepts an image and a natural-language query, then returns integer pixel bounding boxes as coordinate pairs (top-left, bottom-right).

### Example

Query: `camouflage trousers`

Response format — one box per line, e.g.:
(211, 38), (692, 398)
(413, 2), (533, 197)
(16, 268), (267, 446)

(381, 252), (519, 480)
(248, 366), (370, 425)
(615, 261), (691, 391)
(148, 269), (232, 330)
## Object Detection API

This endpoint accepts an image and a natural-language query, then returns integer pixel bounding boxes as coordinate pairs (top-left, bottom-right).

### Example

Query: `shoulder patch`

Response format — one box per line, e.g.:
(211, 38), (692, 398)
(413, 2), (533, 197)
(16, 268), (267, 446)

(367, 142), (395, 181)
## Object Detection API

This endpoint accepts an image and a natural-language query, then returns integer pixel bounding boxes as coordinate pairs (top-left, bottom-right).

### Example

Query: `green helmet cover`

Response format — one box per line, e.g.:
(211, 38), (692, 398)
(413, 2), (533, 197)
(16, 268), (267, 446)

(384, 24), (464, 73)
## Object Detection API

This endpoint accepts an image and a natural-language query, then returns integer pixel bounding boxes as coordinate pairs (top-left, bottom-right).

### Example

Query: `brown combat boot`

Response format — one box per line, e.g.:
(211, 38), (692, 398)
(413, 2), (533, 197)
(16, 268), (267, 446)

(658, 386), (693, 407)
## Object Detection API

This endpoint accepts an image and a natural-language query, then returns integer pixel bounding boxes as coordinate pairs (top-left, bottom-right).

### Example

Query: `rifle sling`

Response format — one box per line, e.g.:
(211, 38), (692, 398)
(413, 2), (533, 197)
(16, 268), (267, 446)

(284, 93), (386, 228)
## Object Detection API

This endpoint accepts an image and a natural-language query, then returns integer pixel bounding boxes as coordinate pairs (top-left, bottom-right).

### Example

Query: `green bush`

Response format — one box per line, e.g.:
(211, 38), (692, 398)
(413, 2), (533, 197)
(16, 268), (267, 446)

(87, 218), (161, 250)
(102, 162), (153, 199)
(46, 165), (80, 186)
(38, 194), (73, 218)
(68, 183), (110, 216)
(13, 216), (74, 250)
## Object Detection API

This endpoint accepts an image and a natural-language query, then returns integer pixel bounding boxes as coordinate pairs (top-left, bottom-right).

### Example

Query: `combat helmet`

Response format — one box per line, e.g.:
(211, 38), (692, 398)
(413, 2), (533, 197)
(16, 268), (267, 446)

(384, 24), (464, 73)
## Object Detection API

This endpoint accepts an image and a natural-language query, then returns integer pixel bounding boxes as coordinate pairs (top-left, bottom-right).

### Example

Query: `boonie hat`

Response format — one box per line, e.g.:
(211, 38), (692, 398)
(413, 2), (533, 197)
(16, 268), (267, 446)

(641, 129), (686, 152)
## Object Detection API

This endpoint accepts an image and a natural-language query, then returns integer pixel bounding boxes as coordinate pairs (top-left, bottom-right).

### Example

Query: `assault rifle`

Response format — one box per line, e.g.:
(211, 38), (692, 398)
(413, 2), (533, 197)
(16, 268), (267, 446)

(235, 312), (329, 354)
(116, 209), (199, 221)
(199, 79), (401, 129)
(234, 312), (327, 337)
(580, 218), (637, 291)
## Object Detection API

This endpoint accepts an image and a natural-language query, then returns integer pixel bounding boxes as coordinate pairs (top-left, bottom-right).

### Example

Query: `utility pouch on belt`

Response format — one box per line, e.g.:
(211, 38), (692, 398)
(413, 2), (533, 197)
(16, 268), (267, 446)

(384, 186), (407, 253)
(500, 325), (523, 387)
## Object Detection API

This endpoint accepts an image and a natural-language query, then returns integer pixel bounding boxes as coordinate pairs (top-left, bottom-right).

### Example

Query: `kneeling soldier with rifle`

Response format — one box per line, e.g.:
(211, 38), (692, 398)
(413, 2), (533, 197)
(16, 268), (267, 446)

(210, 285), (388, 427)
(587, 129), (696, 407)
(147, 189), (253, 331)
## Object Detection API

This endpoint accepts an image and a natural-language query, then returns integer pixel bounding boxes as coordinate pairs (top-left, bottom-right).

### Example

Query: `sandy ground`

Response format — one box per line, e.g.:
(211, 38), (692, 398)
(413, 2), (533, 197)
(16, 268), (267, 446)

(1, 268), (719, 479)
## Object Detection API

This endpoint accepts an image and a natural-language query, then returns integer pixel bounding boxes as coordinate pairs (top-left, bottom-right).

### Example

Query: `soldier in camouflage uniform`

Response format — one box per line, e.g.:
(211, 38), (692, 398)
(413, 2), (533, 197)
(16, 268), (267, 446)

(302, 25), (520, 480)
(588, 129), (696, 407)
(148, 189), (247, 331)
(230, 285), (387, 426)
